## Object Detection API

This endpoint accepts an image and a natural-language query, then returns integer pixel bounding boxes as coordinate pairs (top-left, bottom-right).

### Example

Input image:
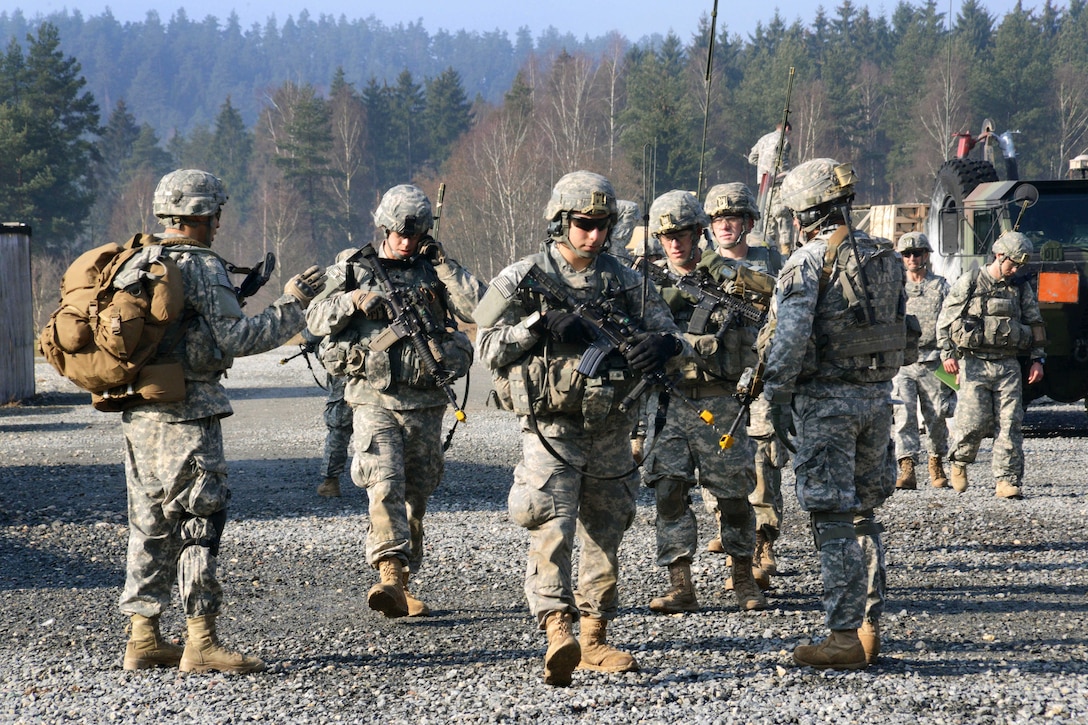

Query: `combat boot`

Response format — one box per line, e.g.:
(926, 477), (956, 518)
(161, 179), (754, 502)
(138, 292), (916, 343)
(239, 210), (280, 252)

(724, 555), (771, 592)
(895, 458), (917, 490)
(401, 570), (431, 617)
(793, 629), (867, 670)
(858, 619), (880, 665)
(755, 528), (778, 575)
(542, 611), (580, 687)
(649, 561), (700, 613)
(179, 615), (265, 674)
(950, 463), (968, 493)
(577, 617), (638, 673)
(123, 614), (183, 670)
(929, 456), (948, 488)
(367, 557), (409, 618)
(707, 536), (725, 554)
(731, 556), (768, 611)
(316, 477), (341, 497)
(995, 480), (1023, 499)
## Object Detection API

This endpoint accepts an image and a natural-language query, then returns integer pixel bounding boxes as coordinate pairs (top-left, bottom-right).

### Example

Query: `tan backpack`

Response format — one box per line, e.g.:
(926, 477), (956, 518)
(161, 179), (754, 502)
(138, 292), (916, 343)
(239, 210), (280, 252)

(40, 234), (187, 410)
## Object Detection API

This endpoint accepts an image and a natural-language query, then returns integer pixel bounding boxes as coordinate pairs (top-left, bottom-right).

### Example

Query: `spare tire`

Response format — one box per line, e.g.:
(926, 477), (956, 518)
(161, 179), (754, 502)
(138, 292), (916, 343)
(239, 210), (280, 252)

(932, 158), (999, 213)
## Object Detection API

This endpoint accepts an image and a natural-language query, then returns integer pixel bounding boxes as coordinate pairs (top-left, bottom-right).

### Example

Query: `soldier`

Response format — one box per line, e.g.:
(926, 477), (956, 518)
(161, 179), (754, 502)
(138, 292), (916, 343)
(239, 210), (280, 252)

(892, 232), (952, 490)
(314, 350), (352, 498)
(748, 122), (795, 255)
(936, 231), (1045, 499)
(748, 121), (792, 188)
(306, 184), (484, 618)
(640, 190), (767, 614)
(610, 199), (640, 263)
(120, 169), (326, 673)
(760, 159), (908, 670)
(702, 183), (785, 582)
(475, 171), (686, 687)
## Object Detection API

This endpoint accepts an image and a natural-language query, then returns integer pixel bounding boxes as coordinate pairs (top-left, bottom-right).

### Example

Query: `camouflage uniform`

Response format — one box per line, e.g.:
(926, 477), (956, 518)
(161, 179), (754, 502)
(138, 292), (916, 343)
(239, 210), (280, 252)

(748, 129), (791, 183)
(760, 224), (903, 632)
(936, 262), (1044, 486)
(477, 243), (684, 624)
(646, 252), (759, 566)
(319, 373), (352, 481)
(119, 237), (307, 619)
(306, 243), (483, 572)
(893, 271), (951, 464)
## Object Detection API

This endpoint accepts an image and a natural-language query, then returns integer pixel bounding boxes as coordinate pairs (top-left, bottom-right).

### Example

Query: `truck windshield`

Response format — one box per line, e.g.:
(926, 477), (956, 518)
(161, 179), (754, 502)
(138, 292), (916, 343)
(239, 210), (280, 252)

(1017, 190), (1088, 251)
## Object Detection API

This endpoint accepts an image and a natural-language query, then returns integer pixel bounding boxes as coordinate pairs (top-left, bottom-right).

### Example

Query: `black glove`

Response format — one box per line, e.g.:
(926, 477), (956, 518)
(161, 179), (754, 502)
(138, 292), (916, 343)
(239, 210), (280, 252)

(624, 333), (677, 374)
(770, 401), (797, 453)
(539, 311), (596, 344)
(418, 237), (446, 264)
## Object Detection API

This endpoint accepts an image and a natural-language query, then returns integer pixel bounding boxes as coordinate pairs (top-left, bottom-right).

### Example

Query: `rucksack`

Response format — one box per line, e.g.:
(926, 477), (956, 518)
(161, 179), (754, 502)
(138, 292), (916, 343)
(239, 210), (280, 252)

(40, 233), (187, 410)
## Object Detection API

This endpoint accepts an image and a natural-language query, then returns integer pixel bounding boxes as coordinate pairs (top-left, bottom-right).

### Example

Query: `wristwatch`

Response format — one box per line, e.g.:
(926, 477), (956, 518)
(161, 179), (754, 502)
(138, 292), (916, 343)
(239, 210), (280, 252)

(1032, 357), (1046, 366)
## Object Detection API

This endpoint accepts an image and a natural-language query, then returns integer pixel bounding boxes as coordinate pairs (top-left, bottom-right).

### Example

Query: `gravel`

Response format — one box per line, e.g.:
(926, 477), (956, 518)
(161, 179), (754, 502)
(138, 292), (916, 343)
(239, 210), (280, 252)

(2, 348), (1087, 724)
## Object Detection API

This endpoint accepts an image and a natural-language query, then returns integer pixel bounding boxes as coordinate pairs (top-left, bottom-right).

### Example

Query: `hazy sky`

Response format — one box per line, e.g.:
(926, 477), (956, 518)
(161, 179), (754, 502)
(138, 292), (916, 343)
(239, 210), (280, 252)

(24, 0), (1043, 40)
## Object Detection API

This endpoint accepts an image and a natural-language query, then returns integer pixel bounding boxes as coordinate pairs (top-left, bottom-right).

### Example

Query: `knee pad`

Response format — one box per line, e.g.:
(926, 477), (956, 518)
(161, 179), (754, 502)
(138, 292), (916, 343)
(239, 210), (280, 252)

(180, 509), (227, 558)
(718, 497), (751, 529)
(853, 510), (884, 539)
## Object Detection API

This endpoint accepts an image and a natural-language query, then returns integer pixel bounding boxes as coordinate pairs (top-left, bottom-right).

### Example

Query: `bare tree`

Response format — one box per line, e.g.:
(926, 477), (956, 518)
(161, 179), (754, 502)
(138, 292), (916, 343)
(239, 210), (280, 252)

(328, 87), (369, 244)
(1054, 62), (1088, 177)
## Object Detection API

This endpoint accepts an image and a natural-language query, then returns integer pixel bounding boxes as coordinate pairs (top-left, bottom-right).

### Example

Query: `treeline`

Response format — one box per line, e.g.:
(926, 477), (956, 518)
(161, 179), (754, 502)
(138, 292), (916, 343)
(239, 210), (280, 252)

(5, 1), (1088, 328)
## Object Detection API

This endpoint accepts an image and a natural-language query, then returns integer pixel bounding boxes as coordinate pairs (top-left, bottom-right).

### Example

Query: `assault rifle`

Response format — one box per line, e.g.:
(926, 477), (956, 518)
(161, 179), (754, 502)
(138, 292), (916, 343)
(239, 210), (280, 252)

(720, 363), (763, 450)
(354, 244), (466, 423)
(645, 265), (769, 340)
(517, 264), (715, 427)
(226, 252), (276, 308)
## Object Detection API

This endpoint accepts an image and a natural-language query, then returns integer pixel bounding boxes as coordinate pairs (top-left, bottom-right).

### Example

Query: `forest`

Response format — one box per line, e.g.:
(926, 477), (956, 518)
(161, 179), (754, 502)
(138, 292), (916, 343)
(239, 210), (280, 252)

(3, 1), (1088, 327)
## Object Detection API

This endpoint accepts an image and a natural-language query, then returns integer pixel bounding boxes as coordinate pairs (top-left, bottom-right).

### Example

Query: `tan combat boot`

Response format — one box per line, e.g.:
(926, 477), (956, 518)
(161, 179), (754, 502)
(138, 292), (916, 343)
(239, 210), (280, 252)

(950, 463), (968, 493)
(179, 615), (265, 674)
(649, 560), (700, 613)
(542, 611), (580, 687)
(929, 456), (948, 488)
(858, 619), (880, 665)
(401, 570), (431, 617)
(895, 458), (917, 490)
(793, 629), (867, 670)
(755, 528), (778, 575)
(724, 555), (771, 592)
(123, 614), (184, 670)
(731, 556), (768, 611)
(577, 616), (638, 673)
(367, 558), (409, 618)
(995, 480), (1023, 499)
(707, 536), (725, 554)
(316, 477), (341, 497)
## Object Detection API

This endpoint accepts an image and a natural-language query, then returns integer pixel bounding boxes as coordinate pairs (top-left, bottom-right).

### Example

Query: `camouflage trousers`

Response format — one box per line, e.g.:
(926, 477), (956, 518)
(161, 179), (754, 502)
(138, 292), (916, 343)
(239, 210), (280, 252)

(792, 384), (894, 630)
(892, 359), (951, 462)
(351, 403), (445, 572)
(748, 395), (786, 536)
(949, 355), (1025, 483)
(320, 376), (353, 479)
(509, 424), (639, 626)
(645, 394), (756, 564)
(119, 414), (230, 618)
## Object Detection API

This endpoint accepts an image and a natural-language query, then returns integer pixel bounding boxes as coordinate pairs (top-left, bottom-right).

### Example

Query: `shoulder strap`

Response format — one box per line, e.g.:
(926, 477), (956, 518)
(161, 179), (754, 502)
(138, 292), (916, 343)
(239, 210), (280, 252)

(818, 226), (852, 291)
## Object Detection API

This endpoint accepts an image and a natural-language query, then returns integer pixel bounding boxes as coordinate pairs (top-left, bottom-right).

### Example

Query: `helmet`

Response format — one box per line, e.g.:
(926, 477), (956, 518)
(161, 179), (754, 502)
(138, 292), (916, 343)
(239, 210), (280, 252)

(629, 227), (664, 258)
(544, 170), (618, 227)
(153, 169), (227, 220)
(992, 230), (1033, 264)
(896, 231), (932, 253)
(704, 182), (760, 220)
(779, 158), (857, 214)
(612, 200), (641, 247)
(649, 190), (709, 237)
(373, 184), (433, 236)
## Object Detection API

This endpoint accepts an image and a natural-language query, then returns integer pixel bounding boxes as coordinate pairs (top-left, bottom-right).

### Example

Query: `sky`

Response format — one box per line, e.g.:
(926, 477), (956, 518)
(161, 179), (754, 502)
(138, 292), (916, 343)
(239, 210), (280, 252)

(18, 0), (1047, 41)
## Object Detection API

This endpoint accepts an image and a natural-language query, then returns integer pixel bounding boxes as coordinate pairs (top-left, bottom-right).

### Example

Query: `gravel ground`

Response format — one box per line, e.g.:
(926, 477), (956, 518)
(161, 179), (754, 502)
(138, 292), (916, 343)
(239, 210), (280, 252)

(2, 347), (1087, 724)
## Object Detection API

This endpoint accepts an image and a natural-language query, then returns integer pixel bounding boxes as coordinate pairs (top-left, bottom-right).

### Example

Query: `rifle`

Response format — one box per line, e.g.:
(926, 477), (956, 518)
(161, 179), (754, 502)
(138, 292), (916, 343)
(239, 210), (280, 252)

(432, 183), (446, 238)
(645, 265), (769, 340)
(278, 329), (328, 389)
(517, 264), (715, 427)
(354, 244), (467, 423)
(759, 67), (795, 238)
(720, 363), (762, 450)
(226, 252), (276, 308)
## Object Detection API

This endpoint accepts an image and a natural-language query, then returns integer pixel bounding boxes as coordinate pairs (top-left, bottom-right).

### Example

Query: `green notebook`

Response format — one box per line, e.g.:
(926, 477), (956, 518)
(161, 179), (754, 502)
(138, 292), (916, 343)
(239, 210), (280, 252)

(934, 367), (960, 392)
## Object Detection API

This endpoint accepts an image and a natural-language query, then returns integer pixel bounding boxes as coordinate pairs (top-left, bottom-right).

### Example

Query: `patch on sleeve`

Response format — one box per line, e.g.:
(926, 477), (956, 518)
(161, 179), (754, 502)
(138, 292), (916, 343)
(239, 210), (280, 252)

(778, 265), (803, 298)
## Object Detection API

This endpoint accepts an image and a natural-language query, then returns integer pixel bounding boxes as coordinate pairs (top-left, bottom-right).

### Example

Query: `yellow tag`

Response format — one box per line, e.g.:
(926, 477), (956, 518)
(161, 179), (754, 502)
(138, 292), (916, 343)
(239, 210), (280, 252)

(720, 433), (735, 450)
(700, 410), (715, 426)
(454, 410), (467, 422)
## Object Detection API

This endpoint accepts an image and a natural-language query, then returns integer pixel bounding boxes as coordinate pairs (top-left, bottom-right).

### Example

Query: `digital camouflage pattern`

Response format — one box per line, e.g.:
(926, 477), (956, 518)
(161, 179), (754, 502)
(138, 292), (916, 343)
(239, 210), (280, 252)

(704, 182), (760, 220)
(648, 190), (709, 236)
(153, 170), (227, 222)
(372, 184), (434, 235)
(748, 130), (791, 182)
(320, 374), (352, 480)
(937, 264), (1044, 485)
(543, 170), (619, 225)
(307, 239), (484, 570)
(761, 221), (897, 631)
(120, 234), (307, 620)
(892, 270), (951, 463)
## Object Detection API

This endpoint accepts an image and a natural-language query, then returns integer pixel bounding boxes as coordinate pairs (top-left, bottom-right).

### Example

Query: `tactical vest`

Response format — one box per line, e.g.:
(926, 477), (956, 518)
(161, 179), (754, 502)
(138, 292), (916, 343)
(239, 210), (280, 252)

(322, 255), (472, 389)
(803, 228), (910, 383)
(948, 268), (1034, 355)
(905, 275), (944, 350)
(495, 250), (637, 425)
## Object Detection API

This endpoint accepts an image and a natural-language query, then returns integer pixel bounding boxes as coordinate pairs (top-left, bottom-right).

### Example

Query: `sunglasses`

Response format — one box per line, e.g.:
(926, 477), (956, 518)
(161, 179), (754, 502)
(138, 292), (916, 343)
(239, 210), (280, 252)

(901, 249), (927, 258)
(569, 215), (611, 232)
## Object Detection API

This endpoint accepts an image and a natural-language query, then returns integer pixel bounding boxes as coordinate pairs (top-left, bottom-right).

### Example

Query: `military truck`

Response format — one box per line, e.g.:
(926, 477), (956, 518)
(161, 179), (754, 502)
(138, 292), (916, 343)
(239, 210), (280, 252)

(861, 122), (1088, 408)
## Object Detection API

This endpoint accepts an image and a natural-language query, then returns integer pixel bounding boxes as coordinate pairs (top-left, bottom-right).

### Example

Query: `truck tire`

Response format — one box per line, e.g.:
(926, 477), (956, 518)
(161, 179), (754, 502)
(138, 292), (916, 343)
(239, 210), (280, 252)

(932, 158), (999, 213)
